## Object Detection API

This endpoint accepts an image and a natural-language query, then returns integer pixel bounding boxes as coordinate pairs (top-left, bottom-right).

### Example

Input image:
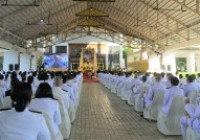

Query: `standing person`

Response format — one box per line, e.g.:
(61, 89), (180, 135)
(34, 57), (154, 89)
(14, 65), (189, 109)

(0, 82), (51, 140)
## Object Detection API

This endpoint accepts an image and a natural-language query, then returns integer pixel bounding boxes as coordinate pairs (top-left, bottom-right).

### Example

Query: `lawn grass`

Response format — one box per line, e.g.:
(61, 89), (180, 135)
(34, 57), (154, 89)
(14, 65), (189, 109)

(178, 72), (199, 79)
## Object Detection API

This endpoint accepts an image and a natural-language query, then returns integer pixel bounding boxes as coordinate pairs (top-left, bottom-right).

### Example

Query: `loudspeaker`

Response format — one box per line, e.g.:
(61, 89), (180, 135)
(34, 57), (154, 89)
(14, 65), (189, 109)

(9, 64), (13, 71)
(56, 46), (67, 53)
(14, 64), (19, 71)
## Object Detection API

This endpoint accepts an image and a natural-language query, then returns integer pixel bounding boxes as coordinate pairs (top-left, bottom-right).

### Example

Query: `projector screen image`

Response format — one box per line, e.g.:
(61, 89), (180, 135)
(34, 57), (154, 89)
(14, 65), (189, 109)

(44, 53), (68, 69)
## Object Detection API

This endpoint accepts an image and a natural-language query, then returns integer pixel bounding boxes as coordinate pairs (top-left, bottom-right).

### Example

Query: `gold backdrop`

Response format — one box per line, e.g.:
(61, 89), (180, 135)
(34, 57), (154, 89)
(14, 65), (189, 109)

(80, 48), (97, 72)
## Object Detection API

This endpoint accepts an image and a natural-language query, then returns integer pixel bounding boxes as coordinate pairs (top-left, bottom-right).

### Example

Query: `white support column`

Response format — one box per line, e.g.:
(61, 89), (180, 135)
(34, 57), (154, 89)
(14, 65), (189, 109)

(188, 53), (195, 72)
(105, 46), (109, 70)
(3, 50), (18, 71)
(119, 45), (124, 68)
(20, 53), (31, 71)
(196, 55), (200, 72)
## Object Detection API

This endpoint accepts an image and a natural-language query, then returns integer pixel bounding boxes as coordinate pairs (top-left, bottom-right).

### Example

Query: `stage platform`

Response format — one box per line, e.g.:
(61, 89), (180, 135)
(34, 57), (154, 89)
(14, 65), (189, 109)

(44, 68), (68, 72)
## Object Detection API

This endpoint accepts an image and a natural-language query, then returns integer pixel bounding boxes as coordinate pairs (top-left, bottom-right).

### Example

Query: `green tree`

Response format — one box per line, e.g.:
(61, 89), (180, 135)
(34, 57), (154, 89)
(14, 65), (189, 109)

(37, 56), (43, 70)
(123, 46), (134, 68)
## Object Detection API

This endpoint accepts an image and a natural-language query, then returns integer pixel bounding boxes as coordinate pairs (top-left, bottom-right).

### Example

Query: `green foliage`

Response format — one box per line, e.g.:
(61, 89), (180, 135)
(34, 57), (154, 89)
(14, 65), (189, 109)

(0, 57), (3, 70)
(37, 56), (43, 69)
(123, 46), (134, 68)
(178, 72), (198, 79)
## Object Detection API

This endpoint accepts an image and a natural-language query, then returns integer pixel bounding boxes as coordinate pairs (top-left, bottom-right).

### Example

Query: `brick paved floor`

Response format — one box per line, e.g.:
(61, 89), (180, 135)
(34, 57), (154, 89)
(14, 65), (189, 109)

(69, 83), (181, 140)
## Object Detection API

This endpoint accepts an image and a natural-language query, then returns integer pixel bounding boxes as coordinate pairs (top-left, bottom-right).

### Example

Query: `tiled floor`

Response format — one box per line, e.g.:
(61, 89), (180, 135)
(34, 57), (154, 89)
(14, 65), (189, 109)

(69, 83), (181, 140)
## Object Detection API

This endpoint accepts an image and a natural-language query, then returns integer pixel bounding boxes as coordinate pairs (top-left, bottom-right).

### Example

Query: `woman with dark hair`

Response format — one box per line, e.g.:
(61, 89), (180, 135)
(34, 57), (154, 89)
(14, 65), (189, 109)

(29, 82), (61, 136)
(5, 77), (19, 96)
(0, 82), (51, 140)
(27, 76), (37, 95)
(4, 73), (10, 90)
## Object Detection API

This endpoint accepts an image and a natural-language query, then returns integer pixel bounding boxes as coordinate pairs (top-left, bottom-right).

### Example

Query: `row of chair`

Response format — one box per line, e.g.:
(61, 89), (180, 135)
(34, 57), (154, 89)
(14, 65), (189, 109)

(99, 73), (200, 139)
(0, 74), (83, 140)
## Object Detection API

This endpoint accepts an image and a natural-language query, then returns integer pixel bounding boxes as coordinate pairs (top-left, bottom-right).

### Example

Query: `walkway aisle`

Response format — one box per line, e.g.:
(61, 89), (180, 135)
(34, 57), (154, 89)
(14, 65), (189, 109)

(69, 83), (181, 140)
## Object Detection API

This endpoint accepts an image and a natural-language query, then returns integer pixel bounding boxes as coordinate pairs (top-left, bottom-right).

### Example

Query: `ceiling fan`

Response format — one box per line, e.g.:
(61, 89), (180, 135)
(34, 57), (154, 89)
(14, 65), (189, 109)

(1, 0), (40, 7)
(153, 0), (187, 12)
(26, 12), (53, 26)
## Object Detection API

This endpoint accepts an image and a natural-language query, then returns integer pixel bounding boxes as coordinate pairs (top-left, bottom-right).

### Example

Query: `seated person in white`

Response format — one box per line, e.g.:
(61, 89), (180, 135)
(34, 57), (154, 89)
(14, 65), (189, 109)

(179, 74), (186, 89)
(21, 73), (27, 83)
(161, 76), (184, 114)
(52, 76), (70, 111)
(29, 82), (61, 136)
(160, 72), (167, 88)
(166, 73), (174, 89)
(4, 73), (11, 91)
(180, 98), (200, 140)
(143, 74), (166, 107)
(134, 75), (150, 99)
(146, 73), (153, 86)
(5, 77), (19, 96)
(120, 72), (133, 101)
(62, 75), (76, 108)
(0, 82), (51, 140)
(48, 72), (55, 88)
(183, 75), (199, 97)
(32, 71), (40, 87)
(27, 76), (37, 95)
(115, 72), (126, 94)
(0, 74), (5, 88)
(196, 73), (200, 83)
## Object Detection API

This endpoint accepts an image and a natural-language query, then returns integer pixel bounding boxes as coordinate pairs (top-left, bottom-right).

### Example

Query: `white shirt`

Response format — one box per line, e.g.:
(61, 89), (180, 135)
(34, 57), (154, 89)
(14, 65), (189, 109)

(62, 83), (76, 107)
(0, 108), (51, 140)
(29, 98), (61, 134)
(31, 84), (37, 95)
(52, 87), (70, 110)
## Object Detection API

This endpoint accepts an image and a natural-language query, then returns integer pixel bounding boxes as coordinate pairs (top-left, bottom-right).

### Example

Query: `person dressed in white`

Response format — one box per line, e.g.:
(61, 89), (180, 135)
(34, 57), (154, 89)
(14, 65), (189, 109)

(180, 97), (200, 140)
(62, 75), (76, 122)
(0, 82), (51, 140)
(183, 75), (199, 97)
(29, 82), (61, 136)
(134, 75), (150, 99)
(144, 74), (166, 107)
(52, 76), (70, 111)
(27, 76), (37, 95)
(161, 76), (184, 115)
(178, 74), (186, 89)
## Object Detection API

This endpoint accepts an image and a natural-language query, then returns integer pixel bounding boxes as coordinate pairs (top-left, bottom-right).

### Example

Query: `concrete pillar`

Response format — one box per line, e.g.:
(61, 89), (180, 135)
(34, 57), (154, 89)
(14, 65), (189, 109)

(105, 46), (109, 70)
(20, 53), (31, 71)
(188, 53), (195, 72)
(3, 50), (18, 71)
(196, 55), (200, 72)
(119, 45), (124, 68)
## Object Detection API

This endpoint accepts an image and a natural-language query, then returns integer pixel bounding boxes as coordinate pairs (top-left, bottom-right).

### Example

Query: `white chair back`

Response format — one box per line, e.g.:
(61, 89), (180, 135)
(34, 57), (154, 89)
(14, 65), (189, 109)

(55, 97), (71, 139)
(157, 95), (185, 135)
(144, 89), (165, 120)
(42, 111), (63, 140)
(2, 96), (12, 109)
(188, 90), (198, 107)
(167, 95), (185, 117)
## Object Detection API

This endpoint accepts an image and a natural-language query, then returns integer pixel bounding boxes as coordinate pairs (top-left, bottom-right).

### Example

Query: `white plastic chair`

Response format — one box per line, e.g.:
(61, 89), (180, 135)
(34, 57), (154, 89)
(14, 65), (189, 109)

(134, 86), (150, 112)
(43, 111), (63, 140)
(2, 96), (12, 109)
(143, 89), (165, 120)
(121, 80), (132, 101)
(157, 95), (185, 135)
(55, 97), (71, 139)
(30, 110), (63, 140)
(127, 85), (139, 106)
(186, 126), (200, 140)
(188, 90), (198, 107)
